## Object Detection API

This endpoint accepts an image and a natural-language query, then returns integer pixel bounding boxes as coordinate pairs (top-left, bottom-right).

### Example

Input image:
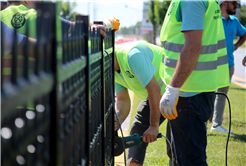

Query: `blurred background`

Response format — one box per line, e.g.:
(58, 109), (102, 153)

(2, 0), (245, 46)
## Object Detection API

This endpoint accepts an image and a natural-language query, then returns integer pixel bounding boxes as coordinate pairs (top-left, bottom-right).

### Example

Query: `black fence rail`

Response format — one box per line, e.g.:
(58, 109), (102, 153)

(1, 2), (115, 166)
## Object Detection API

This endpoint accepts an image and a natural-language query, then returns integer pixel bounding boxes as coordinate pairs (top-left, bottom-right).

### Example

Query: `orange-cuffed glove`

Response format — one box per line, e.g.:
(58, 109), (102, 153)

(108, 17), (120, 31)
(159, 85), (179, 120)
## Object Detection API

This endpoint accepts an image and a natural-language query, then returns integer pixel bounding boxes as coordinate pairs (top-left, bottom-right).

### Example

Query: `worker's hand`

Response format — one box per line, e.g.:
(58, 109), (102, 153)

(142, 126), (159, 143)
(108, 17), (120, 31)
(159, 85), (179, 120)
(114, 115), (120, 131)
(243, 56), (246, 67)
(91, 24), (107, 39)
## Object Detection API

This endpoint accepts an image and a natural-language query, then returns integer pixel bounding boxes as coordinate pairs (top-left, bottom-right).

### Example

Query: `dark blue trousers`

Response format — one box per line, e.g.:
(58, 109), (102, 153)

(167, 92), (215, 166)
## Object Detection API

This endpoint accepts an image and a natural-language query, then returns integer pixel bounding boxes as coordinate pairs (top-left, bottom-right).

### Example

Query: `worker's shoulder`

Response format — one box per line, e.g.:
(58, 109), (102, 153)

(229, 15), (239, 21)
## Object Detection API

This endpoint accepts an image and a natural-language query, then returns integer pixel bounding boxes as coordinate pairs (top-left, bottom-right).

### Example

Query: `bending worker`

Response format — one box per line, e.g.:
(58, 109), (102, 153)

(159, 1), (230, 165)
(114, 41), (166, 166)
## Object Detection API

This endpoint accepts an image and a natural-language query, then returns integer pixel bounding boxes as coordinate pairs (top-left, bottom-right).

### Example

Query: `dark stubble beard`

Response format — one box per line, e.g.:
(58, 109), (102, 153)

(226, 5), (236, 15)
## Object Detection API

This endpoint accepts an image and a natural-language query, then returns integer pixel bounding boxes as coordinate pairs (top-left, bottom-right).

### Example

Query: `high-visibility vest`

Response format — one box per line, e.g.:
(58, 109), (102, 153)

(1, 5), (36, 82)
(160, 0), (230, 92)
(115, 41), (166, 100)
(1, 5), (37, 109)
(1, 4), (37, 38)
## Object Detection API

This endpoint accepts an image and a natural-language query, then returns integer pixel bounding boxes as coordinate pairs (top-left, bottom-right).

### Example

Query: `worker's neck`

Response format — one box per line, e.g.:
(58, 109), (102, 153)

(221, 9), (229, 21)
(115, 55), (120, 71)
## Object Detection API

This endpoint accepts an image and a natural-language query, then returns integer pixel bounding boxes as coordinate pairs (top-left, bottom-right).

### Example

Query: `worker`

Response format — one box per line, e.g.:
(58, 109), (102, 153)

(114, 41), (166, 166)
(211, 0), (246, 134)
(2, 0), (120, 38)
(159, 1), (230, 165)
(1, 0), (120, 82)
(1, 0), (120, 110)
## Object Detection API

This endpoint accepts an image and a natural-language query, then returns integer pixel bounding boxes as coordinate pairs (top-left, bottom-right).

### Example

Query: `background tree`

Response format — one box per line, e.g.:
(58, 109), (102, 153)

(117, 21), (142, 35)
(154, 1), (171, 26)
(147, 1), (171, 44)
(147, 1), (157, 44)
(239, 5), (246, 27)
(60, 1), (80, 21)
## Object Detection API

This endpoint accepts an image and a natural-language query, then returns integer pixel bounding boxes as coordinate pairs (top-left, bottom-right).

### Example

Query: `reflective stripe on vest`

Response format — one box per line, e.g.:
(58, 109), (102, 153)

(162, 39), (226, 54)
(163, 54), (228, 71)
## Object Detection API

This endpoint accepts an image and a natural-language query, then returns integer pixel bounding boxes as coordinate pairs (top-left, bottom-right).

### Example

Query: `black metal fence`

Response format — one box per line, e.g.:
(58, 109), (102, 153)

(1, 3), (115, 166)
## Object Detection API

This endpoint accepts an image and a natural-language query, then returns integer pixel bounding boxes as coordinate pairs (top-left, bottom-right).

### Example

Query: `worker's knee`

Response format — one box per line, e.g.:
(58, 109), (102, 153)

(129, 122), (148, 136)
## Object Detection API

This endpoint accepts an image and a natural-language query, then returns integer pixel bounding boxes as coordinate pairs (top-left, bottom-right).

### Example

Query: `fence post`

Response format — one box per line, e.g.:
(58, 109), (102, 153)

(76, 15), (90, 166)
(111, 30), (116, 164)
(94, 21), (107, 165)
(35, 2), (58, 166)
(1, 28), (3, 89)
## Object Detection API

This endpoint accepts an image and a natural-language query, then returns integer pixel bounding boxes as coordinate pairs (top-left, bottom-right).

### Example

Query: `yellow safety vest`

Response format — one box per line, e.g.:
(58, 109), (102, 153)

(1, 4), (37, 37)
(1, 5), (36, 81)
(115, 41), (166, 100)
(160, 0), (230, 92)
(1, 4), (37, 109)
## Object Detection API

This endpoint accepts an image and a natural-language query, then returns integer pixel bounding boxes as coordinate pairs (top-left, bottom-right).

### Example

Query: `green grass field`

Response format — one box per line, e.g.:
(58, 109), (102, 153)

(128, 83), (246, 166)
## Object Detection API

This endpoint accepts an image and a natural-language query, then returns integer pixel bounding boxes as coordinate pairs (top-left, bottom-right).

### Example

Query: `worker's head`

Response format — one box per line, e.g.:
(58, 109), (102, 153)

(220, 1), (240, 15)
(8, 0), (43, 9)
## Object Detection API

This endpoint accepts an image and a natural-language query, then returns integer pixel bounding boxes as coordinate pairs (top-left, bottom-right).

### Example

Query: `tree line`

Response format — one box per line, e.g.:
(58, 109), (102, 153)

(61, 1), (246, 38)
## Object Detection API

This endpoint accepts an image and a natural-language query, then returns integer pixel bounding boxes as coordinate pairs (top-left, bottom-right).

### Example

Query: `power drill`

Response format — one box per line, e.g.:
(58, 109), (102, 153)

(114, 133), (162, 156)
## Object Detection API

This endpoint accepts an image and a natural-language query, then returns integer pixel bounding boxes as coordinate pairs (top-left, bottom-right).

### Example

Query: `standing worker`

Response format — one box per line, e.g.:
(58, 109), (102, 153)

(211, 0), (246, 134)
(159, 1), (230, 165)
(114, 41), (166, 166)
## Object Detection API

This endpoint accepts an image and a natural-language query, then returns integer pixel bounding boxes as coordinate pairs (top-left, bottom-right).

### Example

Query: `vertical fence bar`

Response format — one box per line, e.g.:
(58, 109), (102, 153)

(1, 24), (4, 88)
(35, 10), (42, 76)
(76, 15), (90, 166)
(11, 30), (18, 84)
(43, 12), (51, 72)
(94, 21), (106, 165)
(23, 19), (29, 79)
(35, 3), (58, 166)
(111, 30), (115, 163)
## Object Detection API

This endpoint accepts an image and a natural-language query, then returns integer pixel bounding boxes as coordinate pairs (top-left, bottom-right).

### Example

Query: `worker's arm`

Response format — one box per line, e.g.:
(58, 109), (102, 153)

(234, 32), (246, 51)
(65, 21), (106, 39)
(142, 76), (161, 143)
(243, 56), (246, 67)
(115, 88), (131, 131)
(169, 30), (203, 87)
(68, 17), (120, 39)
(18, 36), (36, 58)
(2, 21), (36, 57)
(160, 30), (202, 120)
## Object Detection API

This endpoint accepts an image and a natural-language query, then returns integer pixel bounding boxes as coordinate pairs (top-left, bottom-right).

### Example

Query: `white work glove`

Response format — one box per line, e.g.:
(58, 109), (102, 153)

(160, 85), (180, 120)
(103, 17), (120, 31)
